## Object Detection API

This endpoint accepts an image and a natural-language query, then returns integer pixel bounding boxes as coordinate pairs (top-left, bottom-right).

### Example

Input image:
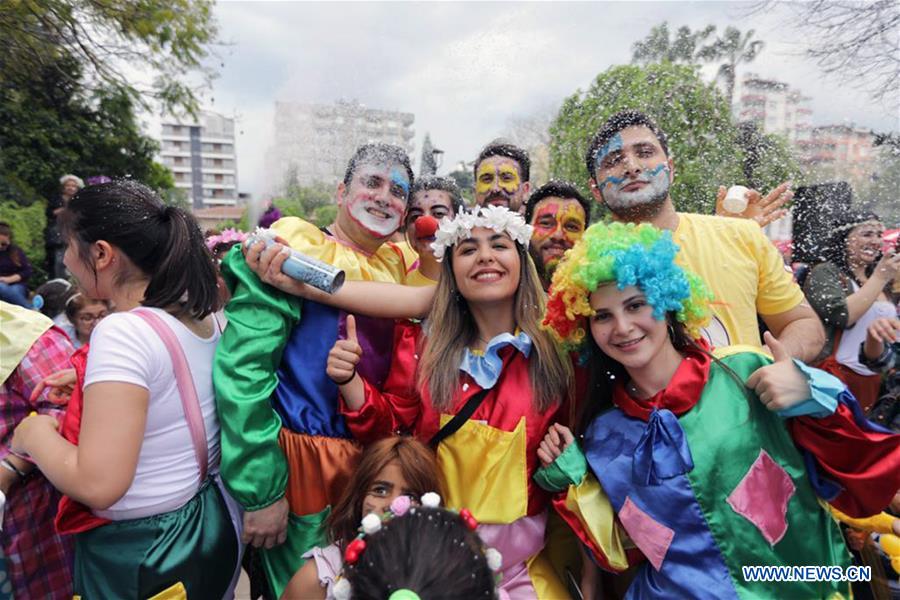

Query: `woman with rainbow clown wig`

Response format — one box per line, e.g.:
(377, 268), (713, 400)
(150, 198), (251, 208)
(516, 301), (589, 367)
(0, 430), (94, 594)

(536, 221), (900, 599)
(324, 205), (575, 598)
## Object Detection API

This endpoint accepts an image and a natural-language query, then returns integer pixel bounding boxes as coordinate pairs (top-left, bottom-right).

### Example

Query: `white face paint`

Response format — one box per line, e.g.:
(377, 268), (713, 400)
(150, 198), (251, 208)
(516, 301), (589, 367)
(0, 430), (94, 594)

(345, 163), (407, 237)
(600, 163), (671, 214)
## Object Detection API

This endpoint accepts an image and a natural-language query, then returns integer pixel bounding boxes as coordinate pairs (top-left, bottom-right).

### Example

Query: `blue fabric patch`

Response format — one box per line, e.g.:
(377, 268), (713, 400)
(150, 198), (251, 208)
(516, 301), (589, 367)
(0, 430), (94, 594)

(583, 410), (738, 599)
(459, 331), (532, 390)
(632, 409), (694, 486)
(275, 301), (394, 437)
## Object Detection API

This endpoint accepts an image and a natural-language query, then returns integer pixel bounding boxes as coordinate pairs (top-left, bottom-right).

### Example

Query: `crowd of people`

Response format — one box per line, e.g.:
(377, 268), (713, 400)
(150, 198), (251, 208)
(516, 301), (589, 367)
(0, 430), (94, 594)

(1, 109), (899, 600)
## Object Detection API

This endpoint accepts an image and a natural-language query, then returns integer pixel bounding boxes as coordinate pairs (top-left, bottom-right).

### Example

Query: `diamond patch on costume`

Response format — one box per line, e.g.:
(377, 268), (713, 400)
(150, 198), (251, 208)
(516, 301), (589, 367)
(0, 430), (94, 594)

(727, 449), (796, 545)
(619, 496), (674, 571)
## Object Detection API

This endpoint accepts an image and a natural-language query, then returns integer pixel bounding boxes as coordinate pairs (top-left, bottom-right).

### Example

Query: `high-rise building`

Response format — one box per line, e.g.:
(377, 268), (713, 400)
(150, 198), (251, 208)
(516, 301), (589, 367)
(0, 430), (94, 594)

(159, 111), (239, 208)
(266, 100), (414, 193)
(735, 73), (813, 148)
(804, 125), (877, 190)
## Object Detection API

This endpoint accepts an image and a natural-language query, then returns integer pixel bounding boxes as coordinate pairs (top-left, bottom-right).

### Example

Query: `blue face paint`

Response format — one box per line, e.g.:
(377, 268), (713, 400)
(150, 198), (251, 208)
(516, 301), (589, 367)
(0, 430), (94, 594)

(645, 163), (668, 177)
(598, 174), (626, 189)
(390, 167), (410, 198)
(593, 133), (624, 171)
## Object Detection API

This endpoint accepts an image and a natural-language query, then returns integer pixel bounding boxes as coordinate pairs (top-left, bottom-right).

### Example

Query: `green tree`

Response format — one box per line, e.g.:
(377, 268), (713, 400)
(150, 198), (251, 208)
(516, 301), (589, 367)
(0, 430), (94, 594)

(0, 0), (218, 115)
(447, 167), (474, 205)
(859, 144), (900, 227)
(549, 63), (746, 215)
(0, 200), (47, 281)
(0, 55), (174, 204)
(700, 27), (765, 107)
(632, 22), (717, 64)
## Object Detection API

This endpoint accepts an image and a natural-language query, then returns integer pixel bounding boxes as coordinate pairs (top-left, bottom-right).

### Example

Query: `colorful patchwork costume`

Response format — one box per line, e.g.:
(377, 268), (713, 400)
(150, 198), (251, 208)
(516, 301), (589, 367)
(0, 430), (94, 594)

(538, 221), (900, 599)
(538, 343), (900, 598)
(214, 218), (407, 597)
(340, 321), (571, 599)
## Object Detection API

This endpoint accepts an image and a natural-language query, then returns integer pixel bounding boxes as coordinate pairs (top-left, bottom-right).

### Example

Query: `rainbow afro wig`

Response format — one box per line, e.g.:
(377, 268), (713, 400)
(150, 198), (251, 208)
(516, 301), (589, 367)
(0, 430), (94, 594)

(542, 221), (713, 348)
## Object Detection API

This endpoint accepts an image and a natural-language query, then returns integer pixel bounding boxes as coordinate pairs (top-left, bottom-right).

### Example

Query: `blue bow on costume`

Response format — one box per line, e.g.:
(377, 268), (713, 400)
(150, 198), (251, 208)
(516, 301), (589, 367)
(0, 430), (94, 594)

(459, 331), (532, 390)
(632, 409), (694, 486)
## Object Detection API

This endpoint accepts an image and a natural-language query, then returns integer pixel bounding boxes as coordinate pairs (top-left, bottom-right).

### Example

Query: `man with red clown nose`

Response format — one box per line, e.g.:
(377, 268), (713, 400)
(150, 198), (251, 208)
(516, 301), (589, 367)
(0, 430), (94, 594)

(214, 143), (414, 597)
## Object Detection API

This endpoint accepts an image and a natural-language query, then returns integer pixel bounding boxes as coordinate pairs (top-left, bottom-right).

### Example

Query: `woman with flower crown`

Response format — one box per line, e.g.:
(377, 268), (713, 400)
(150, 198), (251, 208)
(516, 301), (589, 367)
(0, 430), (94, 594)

(536, 221), (900, 599)
(329, 205), (574, 598)
(248, 205), (574, 598)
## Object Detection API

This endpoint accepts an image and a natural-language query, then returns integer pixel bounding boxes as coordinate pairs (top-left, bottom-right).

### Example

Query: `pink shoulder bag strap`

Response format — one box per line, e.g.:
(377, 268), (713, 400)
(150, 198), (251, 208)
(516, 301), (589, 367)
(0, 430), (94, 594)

(133, 308), (209, 482)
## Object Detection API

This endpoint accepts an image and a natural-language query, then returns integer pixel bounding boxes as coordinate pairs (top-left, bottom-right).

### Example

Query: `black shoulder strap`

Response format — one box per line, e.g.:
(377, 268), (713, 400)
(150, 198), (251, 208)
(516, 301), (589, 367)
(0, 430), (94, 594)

(428, 388), (490, 449)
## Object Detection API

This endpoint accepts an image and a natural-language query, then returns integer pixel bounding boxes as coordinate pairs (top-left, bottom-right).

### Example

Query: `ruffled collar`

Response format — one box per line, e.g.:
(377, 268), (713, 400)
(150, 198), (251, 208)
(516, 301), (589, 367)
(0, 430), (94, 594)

(459, 330), (532, 390)
(610, 340), (712, 486)
(612, 340), (711, 421)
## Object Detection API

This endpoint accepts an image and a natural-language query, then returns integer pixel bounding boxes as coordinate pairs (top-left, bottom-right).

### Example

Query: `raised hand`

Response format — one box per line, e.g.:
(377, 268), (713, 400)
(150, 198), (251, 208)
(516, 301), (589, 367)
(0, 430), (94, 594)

(746, 331), (811, 412)
(243, 238), (312, 298)
(327, 314), (363, 386)
(537, 423), (575, 468)
(716, 181), (792, 228)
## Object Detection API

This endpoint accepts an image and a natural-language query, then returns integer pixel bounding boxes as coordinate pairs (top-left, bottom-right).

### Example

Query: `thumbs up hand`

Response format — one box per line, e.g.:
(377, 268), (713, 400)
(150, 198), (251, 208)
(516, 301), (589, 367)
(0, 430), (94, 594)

(746, 331), (812, 412)
(327, 314), (363, 386)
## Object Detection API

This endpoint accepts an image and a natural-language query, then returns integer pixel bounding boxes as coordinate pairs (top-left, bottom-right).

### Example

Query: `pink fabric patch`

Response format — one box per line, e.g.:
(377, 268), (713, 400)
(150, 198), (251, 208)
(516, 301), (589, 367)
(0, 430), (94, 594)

(618, 497), (675, 571)
(726, 449), (796, 545)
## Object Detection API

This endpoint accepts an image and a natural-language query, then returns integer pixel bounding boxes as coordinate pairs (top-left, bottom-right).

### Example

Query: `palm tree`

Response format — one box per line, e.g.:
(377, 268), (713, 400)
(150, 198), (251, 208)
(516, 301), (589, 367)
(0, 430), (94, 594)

(632, 22), (717, 64)
(699, 27), (765, 107)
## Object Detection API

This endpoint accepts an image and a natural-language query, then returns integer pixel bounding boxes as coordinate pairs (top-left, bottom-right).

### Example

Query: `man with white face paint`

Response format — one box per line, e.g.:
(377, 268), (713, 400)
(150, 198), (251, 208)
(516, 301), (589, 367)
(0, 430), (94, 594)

(585, 110), (824, 363)
(213, 143), (414, 598)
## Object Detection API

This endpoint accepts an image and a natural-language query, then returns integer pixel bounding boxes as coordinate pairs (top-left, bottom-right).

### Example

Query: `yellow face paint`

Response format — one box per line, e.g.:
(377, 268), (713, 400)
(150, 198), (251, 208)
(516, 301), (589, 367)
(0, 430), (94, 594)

(475, 160), (522, 195)
(560, 202), (586, 244)
(532, 199), (586, 243)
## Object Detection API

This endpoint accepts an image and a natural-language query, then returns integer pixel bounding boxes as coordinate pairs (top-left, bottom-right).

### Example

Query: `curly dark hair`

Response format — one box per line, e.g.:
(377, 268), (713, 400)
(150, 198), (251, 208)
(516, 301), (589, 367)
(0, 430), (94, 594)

(344, 507), (496, 600)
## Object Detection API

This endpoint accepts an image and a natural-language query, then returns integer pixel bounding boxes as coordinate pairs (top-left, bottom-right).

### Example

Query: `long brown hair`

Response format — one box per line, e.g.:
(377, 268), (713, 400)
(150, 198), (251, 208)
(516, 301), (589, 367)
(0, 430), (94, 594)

(417, 242), (572, 413)
(326, 436), (442, 547)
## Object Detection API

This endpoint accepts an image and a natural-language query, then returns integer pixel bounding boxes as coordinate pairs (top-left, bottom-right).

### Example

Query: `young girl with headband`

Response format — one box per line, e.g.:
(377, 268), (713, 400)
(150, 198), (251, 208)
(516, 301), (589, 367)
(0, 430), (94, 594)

(537, 221), (900, 598)
(10, 181), (241, 598)
(282, 436), (442, 600)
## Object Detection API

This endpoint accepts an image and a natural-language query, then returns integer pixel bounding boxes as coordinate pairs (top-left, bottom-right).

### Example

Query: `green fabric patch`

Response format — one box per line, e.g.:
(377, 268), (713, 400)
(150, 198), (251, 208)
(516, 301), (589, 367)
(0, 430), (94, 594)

(679, 352), (850, 599)
(260, 506), (330, 599)
(534, 441), (587, 492)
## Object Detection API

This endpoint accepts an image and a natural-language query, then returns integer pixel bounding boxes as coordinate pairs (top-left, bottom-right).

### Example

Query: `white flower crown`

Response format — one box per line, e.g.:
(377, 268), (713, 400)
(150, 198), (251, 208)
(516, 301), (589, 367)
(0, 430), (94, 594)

(431, 205), (534, 261)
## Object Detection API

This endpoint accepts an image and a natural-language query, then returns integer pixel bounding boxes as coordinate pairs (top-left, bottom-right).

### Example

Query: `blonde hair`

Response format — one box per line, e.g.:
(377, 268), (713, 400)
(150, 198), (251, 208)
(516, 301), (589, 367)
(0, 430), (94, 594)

(417, 243), (572, 413)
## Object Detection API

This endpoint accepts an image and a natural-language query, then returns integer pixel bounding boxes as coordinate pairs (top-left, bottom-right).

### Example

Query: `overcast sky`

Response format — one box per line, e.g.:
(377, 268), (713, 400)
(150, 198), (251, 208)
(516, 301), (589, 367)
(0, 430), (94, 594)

(184, 1), (899, 197)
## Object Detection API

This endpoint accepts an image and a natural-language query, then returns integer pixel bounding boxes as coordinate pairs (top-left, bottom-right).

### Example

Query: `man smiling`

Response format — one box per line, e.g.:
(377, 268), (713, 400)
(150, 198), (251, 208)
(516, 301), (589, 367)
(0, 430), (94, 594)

(214, 143), (414, 597)
(584, 110), (824, 361)
(524, 180), (590, 289)
(473, 141), (531, 214)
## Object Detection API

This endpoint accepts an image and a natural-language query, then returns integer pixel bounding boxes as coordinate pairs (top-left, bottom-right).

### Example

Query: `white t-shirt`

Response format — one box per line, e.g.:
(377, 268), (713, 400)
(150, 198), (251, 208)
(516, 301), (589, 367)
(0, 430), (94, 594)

(83, 307), (222, 520)
(835, 286), (897, 376)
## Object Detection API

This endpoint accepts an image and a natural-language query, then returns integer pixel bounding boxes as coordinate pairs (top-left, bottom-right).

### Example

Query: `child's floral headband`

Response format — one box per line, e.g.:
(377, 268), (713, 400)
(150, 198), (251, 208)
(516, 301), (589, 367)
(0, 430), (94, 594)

(332, 493), (503, 600)
(431, 205), (534, 261)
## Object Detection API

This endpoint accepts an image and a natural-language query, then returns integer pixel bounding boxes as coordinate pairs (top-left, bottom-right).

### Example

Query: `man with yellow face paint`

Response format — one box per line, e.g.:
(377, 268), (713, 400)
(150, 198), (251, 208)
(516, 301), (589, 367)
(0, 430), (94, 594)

(473, 141), (531, 214)
(525, 181), (591, 289)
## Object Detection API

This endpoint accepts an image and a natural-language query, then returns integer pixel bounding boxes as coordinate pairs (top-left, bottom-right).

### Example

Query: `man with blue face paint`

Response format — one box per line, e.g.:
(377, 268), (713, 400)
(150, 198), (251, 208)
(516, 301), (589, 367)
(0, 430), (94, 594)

(214, 143), (414, 597)
(584, 110), (824, 365)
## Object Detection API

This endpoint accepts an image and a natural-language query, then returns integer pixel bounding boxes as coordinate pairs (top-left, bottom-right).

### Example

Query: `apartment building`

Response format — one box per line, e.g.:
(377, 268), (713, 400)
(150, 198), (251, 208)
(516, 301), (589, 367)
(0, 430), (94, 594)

(266, 100), (414, 193)
(735, 73), (813, 148)
(159, 111), (239, 208)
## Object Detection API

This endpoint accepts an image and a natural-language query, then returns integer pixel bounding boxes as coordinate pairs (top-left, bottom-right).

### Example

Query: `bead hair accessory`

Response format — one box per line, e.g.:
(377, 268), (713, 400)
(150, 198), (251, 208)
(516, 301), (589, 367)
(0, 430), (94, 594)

(205, 227), (248, 252)
(334, 492), (504, 600)
(431, 205), (534, 261)
(543, 221), (713, 348)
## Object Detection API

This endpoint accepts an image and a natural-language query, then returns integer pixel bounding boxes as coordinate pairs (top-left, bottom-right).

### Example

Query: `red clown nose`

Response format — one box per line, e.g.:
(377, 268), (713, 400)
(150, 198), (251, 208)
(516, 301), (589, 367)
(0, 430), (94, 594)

(414, 215), (439, 240)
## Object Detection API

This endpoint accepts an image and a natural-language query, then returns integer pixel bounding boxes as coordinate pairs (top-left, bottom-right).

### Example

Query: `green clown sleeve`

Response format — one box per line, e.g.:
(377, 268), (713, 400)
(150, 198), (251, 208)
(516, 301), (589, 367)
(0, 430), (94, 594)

(213, 245), (301, 511)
